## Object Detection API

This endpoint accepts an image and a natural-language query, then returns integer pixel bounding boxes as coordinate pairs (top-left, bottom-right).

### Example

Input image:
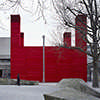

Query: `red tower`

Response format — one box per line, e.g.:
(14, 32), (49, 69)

(20, 32), (24, 47)
(75, 14), (87, 51)
(11, 15), (20, 48)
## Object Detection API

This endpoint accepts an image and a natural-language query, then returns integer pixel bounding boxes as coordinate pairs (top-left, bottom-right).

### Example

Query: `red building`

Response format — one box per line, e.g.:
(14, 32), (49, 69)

(11, 15), (87, 82)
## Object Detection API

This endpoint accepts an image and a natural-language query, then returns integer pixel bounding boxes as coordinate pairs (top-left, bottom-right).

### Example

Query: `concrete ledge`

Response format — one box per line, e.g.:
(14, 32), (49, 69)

(44, 79), (100, 100)
(57, 79), (100, 98)
(44, 87), (99, 100)
(44, 95), (66, 100)
(0, 78), (39, 85)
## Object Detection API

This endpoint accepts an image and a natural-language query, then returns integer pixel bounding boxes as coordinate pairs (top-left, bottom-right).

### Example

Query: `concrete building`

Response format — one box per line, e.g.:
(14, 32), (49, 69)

(0, 38), (10, 78)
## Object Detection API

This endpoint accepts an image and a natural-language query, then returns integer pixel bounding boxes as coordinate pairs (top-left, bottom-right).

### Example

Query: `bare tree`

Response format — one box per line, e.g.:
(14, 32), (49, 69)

(50, 0), (100, 88)
(0, 0), (46, 31)
(0, 0), (100, 87)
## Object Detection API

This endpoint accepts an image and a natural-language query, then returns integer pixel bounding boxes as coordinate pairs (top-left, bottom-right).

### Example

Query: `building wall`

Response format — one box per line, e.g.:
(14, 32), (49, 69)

(11, 15), (87, 82)
(0, 38), (10, 56)
(75, 15), (87, 51)
(0, 38), (10, 78)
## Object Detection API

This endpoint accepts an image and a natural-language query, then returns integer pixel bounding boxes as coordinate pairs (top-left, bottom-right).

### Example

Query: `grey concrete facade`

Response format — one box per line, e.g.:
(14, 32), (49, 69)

(0, 38), (10, 78)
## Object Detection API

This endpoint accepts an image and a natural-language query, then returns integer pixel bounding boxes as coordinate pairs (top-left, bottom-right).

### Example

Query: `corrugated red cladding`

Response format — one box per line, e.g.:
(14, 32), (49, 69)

(11, 15), (87, 82)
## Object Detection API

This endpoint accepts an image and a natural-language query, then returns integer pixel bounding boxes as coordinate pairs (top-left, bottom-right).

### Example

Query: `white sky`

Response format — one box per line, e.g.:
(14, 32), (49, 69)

(0, 0), (56, 46)
(0, 11), (54, 46)
(0, 0), (75, 46)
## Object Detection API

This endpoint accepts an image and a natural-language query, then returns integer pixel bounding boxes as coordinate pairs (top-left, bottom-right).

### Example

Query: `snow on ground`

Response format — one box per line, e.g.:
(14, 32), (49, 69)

(0, 83), (59, 100)
(87, 82), (100, 92)
(0, 82), (100, 100)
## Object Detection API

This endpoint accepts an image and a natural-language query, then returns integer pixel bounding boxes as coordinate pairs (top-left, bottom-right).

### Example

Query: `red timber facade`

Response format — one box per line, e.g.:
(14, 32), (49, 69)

(11, 15), (87, 82)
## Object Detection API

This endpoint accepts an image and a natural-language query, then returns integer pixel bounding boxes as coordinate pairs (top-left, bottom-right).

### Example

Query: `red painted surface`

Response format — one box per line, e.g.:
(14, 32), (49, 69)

(11, 15), (87, 82)
(20, 32), (24, 47)
(75, 15), (87, 51)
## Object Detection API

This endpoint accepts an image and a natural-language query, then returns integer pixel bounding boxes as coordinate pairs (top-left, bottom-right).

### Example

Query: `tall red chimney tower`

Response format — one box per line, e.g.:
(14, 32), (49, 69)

(75, 14), (87, 50)
(11, 15), (20, 48)
(20, 32), (24, 47)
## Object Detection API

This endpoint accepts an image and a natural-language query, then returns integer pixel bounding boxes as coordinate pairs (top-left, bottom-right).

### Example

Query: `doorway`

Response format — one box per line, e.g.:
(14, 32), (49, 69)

(0, 70), (2, 77)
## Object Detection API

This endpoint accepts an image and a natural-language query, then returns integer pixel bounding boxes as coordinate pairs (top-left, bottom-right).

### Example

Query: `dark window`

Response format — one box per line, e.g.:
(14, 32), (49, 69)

(0, 70), (2, 77)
